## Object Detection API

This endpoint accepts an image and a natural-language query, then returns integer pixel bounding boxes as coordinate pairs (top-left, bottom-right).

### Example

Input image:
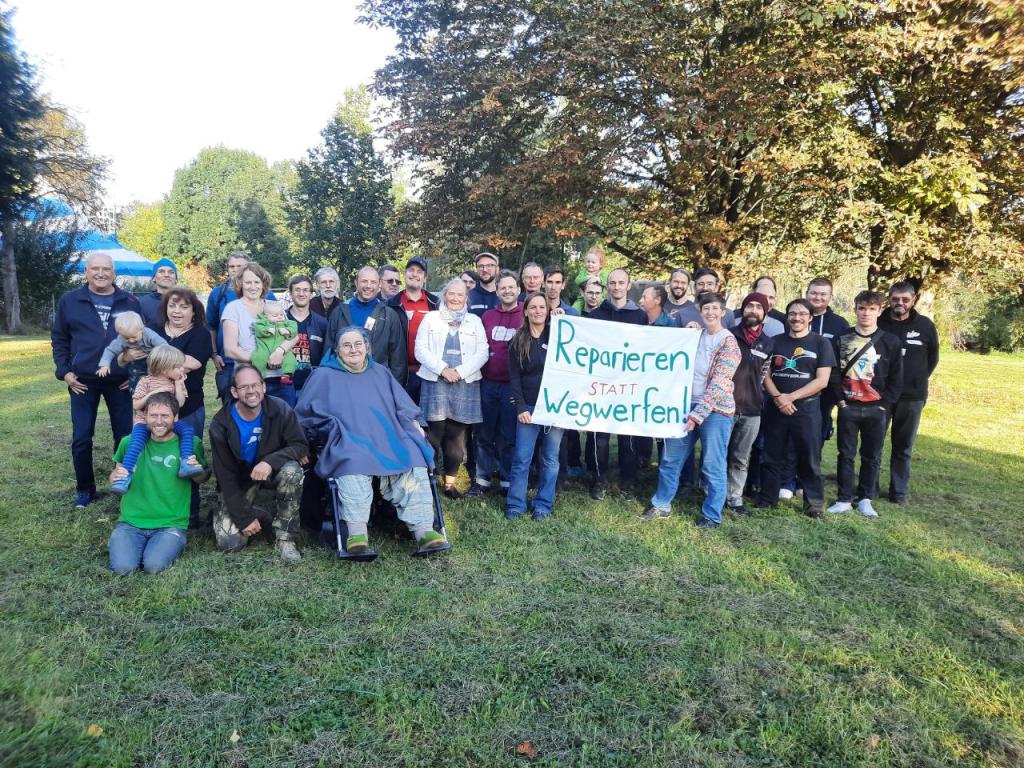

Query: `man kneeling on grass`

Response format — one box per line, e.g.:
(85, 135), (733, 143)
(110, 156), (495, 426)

(108, 392), (210, 575)
(295, 327), (448, 554)
(209, 364), (309, 563)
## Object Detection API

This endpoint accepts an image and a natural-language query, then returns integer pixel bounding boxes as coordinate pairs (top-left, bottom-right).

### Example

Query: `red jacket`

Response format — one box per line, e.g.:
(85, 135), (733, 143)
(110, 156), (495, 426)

(481, 302), (523, 383)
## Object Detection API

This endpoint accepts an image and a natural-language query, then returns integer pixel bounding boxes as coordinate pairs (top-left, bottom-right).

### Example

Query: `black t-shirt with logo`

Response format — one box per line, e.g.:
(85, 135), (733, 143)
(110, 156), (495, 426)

(767, 332), (836, 396)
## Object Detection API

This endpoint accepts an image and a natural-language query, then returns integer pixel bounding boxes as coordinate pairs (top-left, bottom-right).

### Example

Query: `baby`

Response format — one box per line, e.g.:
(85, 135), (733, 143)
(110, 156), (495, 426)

(252, 301), (298, 376)
(572, 246), (610, 313)
(110, 345), (204, 495)
(97, 311), (167, 393)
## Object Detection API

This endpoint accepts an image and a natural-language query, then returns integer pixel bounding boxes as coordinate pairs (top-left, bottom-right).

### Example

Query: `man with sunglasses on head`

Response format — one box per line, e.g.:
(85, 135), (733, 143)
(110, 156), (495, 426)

(878, 281), (939, 504)
(756, 298), (836, 521)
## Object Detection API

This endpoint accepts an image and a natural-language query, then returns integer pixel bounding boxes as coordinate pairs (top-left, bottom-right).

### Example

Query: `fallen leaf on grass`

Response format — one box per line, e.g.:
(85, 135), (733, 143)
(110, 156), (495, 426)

(229, 730), (241, 744)
(515, 740), (538, 759)
(864, 734), (881, 749)
(85, 724), (104, 737)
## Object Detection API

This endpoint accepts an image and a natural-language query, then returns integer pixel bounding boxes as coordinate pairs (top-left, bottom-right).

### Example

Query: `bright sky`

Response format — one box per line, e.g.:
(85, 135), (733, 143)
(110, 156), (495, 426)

(12, 0), (396, 207)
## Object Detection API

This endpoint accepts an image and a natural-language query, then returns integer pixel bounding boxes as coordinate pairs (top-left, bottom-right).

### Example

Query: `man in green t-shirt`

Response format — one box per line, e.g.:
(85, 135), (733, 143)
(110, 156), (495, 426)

(108, 392), (210, 575)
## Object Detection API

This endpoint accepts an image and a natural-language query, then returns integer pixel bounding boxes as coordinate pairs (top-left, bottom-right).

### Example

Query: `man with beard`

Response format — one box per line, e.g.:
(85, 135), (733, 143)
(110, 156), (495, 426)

(725, 292), (774, 516)
(468, 251), (500, 317)
(878, 281), (939, 504)
(675, 268), (735, 328)
(544, 265), (580, 316)
(311, 268), (343, 320)
(386, 257), (439, 402)
(749, 276), (787, 336)
(755, 299), (836, 520)
(664, 268), (695, 322)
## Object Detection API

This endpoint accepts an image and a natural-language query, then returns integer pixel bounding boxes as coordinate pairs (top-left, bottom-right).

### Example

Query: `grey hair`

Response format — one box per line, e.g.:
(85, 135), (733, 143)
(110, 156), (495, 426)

(334, 325), (372, 355)
(314, 267), (340, 283)
(84, 252), (114, 269)
(441, 278), (467, 302)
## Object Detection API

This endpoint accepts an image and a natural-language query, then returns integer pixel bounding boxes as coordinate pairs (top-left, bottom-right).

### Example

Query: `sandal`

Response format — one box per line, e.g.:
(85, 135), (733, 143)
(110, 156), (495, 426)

(346, 533), (370, 553)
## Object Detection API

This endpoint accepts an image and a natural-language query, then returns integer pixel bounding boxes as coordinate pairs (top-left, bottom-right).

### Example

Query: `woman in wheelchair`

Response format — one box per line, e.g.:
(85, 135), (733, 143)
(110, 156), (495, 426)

(295, 327), (448, 554)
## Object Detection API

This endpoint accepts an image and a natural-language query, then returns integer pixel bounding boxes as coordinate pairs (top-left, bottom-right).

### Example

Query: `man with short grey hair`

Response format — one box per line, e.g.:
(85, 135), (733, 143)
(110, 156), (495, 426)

(52, 252), (141, 508)
(326, 265), (408, 385)
(311, 267), (342, 319)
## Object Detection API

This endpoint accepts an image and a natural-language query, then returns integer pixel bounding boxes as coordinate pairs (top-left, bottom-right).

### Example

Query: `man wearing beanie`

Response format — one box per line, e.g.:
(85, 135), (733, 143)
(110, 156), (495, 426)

(726, 292), (774, 515)
(139, 258), (179, 326)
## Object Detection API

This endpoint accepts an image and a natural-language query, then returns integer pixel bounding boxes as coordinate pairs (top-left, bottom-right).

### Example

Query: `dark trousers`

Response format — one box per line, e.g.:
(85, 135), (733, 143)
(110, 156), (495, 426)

(836, 403), (889, 502)
(888, 399), (925, 501)
(561, 430), (583, 471)
(70, 377), (133, 493)
(758, 400), (825, 514)
(428, 419), (469, 479)
(585, 432), (643, 489)
(405, 372), (422, 405)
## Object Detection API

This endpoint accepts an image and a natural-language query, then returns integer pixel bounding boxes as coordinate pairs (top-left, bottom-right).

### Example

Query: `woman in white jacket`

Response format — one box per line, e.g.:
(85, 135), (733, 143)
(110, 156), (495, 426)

(415, 279), (490, 497)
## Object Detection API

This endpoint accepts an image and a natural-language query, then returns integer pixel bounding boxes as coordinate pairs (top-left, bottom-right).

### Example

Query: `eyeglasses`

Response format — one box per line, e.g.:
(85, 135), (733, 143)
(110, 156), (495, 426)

(383, 278), (401, 285)
(340, 341), (366, 351)
(233, 383), (263, 392)
(787, 311), (811, 318)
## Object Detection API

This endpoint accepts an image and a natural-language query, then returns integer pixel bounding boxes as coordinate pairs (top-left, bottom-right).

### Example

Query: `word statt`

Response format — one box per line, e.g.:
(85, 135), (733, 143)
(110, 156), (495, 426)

(532, 315), (701, 438)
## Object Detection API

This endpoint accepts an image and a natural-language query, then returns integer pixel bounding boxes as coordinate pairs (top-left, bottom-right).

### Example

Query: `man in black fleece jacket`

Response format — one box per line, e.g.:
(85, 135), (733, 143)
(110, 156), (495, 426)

(827, 291), (903, 517)
(210, 365), (309, 562)
(584, 268), (650, 499)
(878, 281), (940, 503)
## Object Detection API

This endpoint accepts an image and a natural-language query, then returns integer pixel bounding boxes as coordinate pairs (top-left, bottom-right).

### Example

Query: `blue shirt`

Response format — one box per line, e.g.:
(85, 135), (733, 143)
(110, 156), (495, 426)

(89, 290), (114, 331)
(230, 403), (263, 465)
(348, 296), (380, 329)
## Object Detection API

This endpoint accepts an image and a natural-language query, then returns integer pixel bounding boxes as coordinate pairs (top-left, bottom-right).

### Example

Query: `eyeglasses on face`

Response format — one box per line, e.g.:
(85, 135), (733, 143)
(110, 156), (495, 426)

(383, 278), (401, 285)
(340, 341), (367, 351)
(788, 311), (811, 318)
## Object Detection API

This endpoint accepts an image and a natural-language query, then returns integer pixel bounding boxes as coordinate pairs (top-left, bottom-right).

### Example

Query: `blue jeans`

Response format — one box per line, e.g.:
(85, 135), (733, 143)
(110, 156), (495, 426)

(265, 377), (296, 407)
(476, 380), (517, 486)
(70, 376), (133, 493)
(507, 412), (564, 517)
(651, 412), (733, 523)
(108, 522), (187, 575)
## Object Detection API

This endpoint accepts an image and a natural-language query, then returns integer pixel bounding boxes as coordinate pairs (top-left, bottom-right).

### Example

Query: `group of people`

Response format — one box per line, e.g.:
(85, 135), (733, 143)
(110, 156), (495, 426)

(50, 245), (939, 573)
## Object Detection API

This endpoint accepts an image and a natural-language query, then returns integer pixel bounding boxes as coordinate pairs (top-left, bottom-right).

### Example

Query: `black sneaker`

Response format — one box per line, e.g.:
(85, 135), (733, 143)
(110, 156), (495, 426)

(728, 504), (750, 517)
(618, 481), (637, 499)
(443, 486), (463, 500)
(589, 485), (606, 501)
(465, 483), (489, 498)
(695, 517), (721, 529)
(639, 506), (671, 521)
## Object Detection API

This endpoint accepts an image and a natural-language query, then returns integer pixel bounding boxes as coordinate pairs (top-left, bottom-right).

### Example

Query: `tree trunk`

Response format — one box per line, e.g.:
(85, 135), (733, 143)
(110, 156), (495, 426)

(1, 219), (23, 334)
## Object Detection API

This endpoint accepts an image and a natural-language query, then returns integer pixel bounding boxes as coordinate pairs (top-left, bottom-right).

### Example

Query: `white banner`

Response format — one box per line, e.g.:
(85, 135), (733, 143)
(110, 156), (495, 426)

(532, 315), (702, 438)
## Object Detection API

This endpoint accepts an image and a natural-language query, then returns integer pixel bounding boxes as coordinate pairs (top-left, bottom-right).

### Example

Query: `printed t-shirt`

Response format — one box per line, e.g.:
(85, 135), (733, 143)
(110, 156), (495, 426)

(835, 330), (883, 403)
(400, 292), (431, 365)
(113, 436), (206, 529)
(231, 404), (263, 465)
(767, 332), (836, 396)
(90, 290), (114, 331)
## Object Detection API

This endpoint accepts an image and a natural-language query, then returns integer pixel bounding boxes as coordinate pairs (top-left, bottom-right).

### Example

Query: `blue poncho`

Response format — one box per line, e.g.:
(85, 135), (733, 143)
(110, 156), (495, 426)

(295, 357), (432, 478)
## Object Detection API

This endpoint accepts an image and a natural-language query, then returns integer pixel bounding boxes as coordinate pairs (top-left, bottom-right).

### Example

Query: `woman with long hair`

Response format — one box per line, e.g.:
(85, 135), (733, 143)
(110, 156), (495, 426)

(505, 293), (564, 521)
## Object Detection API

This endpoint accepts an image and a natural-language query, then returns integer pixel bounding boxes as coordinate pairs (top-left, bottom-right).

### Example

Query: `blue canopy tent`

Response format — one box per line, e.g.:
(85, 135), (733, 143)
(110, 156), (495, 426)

(67, 231), (157, 278)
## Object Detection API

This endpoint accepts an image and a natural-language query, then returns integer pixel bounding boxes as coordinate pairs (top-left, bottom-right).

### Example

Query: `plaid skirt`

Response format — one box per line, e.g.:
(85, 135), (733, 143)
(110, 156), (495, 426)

(419, 378), (483, 424)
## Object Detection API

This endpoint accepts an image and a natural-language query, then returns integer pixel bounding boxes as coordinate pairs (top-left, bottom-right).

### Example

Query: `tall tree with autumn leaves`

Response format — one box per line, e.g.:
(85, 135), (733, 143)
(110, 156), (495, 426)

(361, 0), (1023, 288)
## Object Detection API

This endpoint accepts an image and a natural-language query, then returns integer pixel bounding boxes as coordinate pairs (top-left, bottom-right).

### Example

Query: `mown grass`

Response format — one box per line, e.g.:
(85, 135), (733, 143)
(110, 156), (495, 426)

(1, 336), (1022, 768)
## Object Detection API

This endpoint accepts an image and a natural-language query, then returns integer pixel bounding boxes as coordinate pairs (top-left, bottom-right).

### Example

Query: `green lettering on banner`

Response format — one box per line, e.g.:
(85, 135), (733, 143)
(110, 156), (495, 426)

(554, 320), (575, 365)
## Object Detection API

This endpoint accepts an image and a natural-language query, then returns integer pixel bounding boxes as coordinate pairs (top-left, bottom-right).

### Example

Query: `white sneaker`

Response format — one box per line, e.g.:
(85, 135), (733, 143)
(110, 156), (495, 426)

(276, 540), (302, 563)
(793, 488), (804, 498)
(857, 499), (879, 517)
(827, 501), (852, 514)
(778, 489), (794, 500)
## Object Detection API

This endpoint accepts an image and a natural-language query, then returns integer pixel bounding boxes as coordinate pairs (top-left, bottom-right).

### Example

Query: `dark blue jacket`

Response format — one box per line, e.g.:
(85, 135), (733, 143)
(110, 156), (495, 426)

(138, 290), (164, 326)
(51, 285), (142, 381)
(468, 286), (499, 317)
(586, 298), (648, 326)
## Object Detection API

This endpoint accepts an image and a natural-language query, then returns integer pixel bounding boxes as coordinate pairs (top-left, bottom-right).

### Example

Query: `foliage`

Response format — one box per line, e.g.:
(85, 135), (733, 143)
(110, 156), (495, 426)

(159, 147), (294, 282)
(116, 201), (163, 262)
(287, 87), (393, 283)
(5, 214), (78, 327)
(936, 273), (1024, 352)
(0, 7), (44, 220)
(360, 0), (1024, 287)
(2, 338), (1024, 766)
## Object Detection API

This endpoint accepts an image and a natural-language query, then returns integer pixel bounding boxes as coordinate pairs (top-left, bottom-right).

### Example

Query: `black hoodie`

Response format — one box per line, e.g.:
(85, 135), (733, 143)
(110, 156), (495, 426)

(878, 308), (939, 401)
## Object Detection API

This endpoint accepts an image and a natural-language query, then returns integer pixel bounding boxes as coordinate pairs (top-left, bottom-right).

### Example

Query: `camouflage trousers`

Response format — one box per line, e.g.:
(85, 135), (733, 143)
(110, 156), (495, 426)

(214, 460), (304, 552)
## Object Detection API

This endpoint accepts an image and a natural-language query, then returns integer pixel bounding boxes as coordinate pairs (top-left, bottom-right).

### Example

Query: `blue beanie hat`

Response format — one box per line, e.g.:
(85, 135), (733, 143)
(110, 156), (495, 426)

(153, 257), (178, 276)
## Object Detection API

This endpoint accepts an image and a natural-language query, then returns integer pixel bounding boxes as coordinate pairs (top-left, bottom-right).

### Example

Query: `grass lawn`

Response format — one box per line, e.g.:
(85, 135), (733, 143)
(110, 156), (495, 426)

(1, 336), (1022, 768)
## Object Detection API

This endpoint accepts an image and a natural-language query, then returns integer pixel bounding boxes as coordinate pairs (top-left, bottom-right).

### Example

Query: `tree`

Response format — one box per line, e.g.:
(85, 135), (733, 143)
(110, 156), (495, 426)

(0, 9), (107, 332)
(287, 86), (393, 282)
(118, 201), (164, 261)
(360, 0), (1024, 287)
(159, 147), (293, 281)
